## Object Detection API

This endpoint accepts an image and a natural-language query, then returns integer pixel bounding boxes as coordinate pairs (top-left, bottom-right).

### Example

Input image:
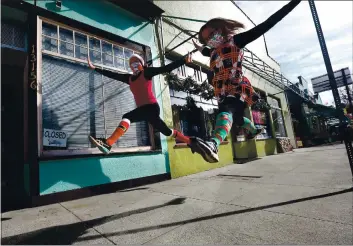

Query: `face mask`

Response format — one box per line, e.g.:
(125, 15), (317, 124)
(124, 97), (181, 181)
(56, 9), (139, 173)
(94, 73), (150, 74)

(207, 31), (225, 48)
(130, 62), (142, 74)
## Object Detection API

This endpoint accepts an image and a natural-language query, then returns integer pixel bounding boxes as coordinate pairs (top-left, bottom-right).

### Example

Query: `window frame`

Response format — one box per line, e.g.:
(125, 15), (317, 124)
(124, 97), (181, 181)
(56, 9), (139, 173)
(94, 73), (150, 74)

(267, 95), (287, 138)
(37, 17), (155, 159)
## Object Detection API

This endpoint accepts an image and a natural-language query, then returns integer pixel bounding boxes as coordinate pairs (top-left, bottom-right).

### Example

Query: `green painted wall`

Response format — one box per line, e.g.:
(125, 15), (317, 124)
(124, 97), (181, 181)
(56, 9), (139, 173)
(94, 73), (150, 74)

(25, 0), (170, 194)
(255, 139), (277, 157)
(234, 139), (277, 159)
(167, 138), (234, 179)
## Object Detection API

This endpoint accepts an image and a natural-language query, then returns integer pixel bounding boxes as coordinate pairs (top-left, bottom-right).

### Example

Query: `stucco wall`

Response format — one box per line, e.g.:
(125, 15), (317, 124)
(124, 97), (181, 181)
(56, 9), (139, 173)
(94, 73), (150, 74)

(25, 0), (170, 194)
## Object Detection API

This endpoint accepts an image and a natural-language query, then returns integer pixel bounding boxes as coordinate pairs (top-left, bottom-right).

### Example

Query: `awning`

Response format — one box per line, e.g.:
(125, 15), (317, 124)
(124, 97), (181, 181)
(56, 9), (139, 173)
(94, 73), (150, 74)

(109, 0), (164, 22)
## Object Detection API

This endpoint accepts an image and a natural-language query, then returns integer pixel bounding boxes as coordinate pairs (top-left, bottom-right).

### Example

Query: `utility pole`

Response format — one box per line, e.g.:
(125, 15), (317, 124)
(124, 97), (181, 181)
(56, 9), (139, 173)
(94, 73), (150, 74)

(308, 0), (353, 179)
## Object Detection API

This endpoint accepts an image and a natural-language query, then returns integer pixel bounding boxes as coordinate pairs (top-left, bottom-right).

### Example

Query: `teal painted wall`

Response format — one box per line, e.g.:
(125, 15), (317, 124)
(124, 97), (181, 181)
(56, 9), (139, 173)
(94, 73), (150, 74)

(25, 0), (170, 194)
(39, 153), (168, 195)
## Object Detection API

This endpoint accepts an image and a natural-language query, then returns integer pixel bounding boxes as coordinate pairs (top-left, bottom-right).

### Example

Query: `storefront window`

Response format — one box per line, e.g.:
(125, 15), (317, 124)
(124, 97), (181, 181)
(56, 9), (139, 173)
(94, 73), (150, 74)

(39, 20), (150, 155)
(268, 96), (287, 137)
(251, 109), (272, 139)
(166, 58), (221, 143)
(170, 91), (218, 143)
(41, 21), (139, 72)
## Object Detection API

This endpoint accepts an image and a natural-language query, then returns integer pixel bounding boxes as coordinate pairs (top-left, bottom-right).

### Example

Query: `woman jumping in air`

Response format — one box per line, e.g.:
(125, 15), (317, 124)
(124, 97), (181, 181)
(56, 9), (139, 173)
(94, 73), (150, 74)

(190, 0), (301, 163)
(88, 53), (193, 154)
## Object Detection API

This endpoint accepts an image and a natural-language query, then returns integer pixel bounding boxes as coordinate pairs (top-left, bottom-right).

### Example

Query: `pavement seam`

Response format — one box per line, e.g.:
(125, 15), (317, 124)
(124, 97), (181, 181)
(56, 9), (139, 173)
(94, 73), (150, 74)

(193, 176), (352, 190)
(58, 203), (117, 245)
(148, 188), (353, 226)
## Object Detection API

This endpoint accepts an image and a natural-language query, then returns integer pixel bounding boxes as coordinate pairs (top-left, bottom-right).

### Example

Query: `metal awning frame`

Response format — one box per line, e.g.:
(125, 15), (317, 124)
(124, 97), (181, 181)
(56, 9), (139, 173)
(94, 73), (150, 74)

(159, 15), (311, 102)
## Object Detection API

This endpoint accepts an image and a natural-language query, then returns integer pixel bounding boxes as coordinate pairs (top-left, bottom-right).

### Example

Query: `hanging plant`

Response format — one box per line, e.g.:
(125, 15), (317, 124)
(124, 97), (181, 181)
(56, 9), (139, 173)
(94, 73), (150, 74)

(183, 96), (198, 111)
(164, 73), (214, 101)
(252, 99), (271, 111)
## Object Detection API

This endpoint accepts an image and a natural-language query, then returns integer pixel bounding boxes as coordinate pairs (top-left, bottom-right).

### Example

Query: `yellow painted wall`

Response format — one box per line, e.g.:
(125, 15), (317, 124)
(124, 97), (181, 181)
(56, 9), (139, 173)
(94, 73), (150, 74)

(255, 139), (277, 157)
(233, 139), (277, 159)
(167, 138), (234, 179)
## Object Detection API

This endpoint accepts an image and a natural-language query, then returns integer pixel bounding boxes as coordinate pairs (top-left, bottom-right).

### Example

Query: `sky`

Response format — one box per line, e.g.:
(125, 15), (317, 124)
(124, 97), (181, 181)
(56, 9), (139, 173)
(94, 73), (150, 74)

(236, 1), (353, 106)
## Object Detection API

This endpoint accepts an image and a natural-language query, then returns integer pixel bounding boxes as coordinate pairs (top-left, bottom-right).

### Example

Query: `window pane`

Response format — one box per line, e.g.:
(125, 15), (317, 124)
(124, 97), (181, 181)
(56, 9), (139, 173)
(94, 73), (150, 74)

(42, 22), (57, 38)
(102, 41), (112, 55)
(103, 53), (113, 67)
(59, 27), (73, 43)
(124, 48), (133, 59)
(89, 49), (102, 64)
(75, 32), (87, 47)
(125, 59), (132, 72)
(252, 110), (272, 139)
(60, 41), (74, 57)
(13, 26), (26, 49)
(268, 97), (280, 108)
(113, 45), (124, 58)
(114, 57), (125, 70)
(170, 102), (218, 143)
(42, 36), (58, 53)
(89, 37), (100, 51)
(1, 23), (13, 45)
(272, 109), (286, 137)
(75, 45), (88, 60)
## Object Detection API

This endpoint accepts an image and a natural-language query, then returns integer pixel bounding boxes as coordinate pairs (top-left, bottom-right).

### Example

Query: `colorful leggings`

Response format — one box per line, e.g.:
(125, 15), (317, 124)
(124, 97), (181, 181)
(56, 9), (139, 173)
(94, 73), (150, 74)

(211, 96), (257, 147)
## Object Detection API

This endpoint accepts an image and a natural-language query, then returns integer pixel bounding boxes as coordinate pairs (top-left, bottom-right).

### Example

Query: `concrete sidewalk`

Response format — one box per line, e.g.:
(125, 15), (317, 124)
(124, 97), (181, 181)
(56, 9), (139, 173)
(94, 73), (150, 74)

(2, 144), (353, 245)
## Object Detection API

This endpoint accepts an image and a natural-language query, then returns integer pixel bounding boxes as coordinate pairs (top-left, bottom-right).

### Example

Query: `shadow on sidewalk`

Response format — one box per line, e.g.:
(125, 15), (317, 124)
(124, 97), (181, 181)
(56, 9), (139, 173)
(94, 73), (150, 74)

(1, 197), (186, 245)
(75, 187), (353, 241)
(3, 188), (352, 244)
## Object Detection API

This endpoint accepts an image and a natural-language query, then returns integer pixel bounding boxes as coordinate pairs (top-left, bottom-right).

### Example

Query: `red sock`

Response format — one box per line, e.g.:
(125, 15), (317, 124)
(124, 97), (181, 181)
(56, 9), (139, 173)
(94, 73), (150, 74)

(171, 129), (191, 145)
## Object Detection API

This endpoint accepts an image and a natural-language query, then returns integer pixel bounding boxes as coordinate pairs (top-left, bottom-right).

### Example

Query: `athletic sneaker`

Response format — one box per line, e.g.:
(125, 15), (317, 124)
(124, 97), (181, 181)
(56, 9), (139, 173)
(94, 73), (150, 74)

(246, 128), (264, 140)
(189, 137), (219, 163)
(89, 136), (112, 154)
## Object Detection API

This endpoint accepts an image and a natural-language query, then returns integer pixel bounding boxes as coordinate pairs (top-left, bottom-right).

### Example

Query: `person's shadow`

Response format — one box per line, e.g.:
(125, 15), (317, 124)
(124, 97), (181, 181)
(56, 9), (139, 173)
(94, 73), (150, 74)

(1, 197), (186, 245)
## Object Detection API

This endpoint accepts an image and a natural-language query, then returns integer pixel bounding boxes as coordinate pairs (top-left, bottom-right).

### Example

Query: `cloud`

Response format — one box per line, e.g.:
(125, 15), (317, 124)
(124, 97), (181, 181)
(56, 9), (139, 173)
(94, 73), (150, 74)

(237, 1), (353, 104)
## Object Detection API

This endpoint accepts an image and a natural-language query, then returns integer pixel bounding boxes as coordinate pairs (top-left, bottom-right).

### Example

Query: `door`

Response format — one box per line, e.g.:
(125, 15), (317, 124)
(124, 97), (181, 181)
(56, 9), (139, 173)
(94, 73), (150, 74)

(1, 63), (26, 212)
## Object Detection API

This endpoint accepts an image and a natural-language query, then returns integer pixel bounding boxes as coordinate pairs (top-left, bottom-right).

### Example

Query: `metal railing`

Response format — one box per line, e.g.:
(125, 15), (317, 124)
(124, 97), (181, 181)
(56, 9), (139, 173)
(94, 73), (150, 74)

(242, 47), (312, 102)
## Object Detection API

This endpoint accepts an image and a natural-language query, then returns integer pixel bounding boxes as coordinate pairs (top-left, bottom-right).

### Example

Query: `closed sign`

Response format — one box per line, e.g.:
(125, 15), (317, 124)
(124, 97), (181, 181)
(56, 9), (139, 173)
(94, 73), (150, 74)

(43, 128), (67, 147)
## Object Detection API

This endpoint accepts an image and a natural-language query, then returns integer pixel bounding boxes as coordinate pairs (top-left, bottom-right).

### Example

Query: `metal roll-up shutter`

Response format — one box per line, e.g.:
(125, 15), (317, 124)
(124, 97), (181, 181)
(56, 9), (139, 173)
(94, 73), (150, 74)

(102, 75), (150, 147)
(41, 54), (150, 150)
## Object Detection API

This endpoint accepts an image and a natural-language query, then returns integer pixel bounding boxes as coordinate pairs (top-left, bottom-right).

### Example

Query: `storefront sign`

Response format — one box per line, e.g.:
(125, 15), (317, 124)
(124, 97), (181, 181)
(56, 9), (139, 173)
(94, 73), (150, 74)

(43, 129), (67, 147)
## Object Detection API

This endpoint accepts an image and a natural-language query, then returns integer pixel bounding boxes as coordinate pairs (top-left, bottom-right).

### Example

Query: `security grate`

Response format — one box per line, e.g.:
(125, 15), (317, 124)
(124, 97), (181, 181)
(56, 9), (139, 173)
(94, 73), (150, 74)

(1, 22), (26, 51)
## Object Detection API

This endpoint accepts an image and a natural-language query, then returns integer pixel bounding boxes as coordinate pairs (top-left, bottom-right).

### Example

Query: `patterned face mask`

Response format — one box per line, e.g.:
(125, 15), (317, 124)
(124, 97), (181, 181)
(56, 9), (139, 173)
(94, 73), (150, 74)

(207, 31), (225, 48)
(130, 62), (142, 74)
